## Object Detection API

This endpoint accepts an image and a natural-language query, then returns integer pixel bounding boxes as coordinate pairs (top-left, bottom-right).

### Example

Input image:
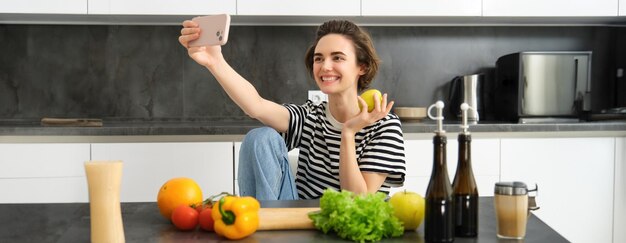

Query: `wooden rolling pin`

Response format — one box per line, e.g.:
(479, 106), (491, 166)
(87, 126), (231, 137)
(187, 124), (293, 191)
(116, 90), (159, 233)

(257, 207), (319, 230)
(41, 117), (103, 127)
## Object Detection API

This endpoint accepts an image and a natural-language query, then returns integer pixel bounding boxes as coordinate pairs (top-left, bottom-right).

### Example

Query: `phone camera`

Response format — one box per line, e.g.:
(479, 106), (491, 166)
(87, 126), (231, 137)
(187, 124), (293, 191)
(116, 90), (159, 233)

(216, 31), (221, 37)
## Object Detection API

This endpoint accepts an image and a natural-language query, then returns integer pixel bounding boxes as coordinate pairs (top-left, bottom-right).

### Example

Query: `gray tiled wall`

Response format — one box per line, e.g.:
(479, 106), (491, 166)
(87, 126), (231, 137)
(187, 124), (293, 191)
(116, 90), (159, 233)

(0, 24), (621, 121)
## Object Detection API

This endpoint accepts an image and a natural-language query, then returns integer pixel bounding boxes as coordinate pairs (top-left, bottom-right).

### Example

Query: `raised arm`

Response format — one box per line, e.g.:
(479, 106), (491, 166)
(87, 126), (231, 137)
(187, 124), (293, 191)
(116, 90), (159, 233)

(178, 20), (289, 132)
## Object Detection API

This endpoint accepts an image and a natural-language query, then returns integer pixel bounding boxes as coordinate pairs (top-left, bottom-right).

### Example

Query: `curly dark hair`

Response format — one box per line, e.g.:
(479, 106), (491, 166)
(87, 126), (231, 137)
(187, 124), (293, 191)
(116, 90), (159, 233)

(304, 20), (380, 92)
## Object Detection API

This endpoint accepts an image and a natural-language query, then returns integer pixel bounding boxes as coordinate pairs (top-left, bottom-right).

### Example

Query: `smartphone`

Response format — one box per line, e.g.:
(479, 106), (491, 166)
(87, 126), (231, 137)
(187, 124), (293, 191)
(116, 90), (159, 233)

(189, 14), (231, 47)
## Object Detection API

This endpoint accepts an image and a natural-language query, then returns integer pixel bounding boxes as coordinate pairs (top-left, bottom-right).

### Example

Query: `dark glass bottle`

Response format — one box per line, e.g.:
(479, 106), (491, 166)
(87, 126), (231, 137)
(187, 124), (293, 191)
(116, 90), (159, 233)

(425, 134), (455, 243)
(452, 134), (479, 237)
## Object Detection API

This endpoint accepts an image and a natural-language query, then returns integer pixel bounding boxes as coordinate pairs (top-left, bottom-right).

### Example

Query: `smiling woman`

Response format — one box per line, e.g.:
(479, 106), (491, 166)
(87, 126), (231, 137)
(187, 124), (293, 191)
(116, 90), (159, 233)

(304, 20), (380, 94)
(178, 18), (406, 200)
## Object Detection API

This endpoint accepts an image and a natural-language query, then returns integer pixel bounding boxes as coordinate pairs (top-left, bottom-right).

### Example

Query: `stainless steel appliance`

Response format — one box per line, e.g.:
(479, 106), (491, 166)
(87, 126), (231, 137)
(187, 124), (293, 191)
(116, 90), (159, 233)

(448, 74), (483, 121)
(493, 51), (592, 123)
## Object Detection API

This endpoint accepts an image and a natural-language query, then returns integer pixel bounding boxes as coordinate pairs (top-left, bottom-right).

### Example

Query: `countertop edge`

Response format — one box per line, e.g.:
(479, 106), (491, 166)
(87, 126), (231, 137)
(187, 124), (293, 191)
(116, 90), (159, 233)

(0, 121), (625, 142)
(1, 130), (625, 143)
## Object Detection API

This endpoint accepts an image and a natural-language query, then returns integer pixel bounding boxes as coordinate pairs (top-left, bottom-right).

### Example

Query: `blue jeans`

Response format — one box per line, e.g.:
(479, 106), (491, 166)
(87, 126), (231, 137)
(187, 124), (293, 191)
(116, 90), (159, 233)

(238, 127), (298, 200)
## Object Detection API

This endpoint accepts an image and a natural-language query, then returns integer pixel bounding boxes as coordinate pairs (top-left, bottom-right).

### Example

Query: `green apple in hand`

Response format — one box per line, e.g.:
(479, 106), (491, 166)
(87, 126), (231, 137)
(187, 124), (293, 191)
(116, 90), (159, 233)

(359, 89), (382, 112)
(388, 190), (425, 230)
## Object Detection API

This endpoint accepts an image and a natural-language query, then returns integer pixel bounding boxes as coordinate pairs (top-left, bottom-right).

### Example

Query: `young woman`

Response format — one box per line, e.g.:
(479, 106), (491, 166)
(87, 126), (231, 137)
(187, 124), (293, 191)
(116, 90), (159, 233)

(178, 20), (405, 200)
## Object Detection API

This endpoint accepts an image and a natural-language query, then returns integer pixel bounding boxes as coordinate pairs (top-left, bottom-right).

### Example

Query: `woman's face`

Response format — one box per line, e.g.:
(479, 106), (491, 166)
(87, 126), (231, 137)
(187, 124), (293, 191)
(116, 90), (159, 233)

(312, 34), (365, 96)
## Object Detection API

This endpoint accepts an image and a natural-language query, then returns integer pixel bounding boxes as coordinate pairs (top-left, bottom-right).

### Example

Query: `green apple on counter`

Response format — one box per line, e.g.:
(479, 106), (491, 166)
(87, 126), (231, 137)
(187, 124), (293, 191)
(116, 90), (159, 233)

(389, 190), (426, 230)
(359, 89), (382, 112)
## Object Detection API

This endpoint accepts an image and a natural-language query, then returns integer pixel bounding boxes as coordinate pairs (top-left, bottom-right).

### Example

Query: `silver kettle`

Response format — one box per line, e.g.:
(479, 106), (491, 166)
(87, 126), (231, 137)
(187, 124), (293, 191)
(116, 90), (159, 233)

(448, 74), (482, 121)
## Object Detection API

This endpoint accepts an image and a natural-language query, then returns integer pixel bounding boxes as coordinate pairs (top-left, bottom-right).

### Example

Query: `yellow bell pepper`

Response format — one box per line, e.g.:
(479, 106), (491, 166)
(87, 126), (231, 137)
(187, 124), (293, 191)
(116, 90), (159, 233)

(212, 195), (260, 240)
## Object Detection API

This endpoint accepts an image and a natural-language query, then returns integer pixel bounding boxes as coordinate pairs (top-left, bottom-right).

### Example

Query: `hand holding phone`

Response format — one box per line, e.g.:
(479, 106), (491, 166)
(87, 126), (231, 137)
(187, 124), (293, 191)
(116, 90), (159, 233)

(188, 14), (231, 47)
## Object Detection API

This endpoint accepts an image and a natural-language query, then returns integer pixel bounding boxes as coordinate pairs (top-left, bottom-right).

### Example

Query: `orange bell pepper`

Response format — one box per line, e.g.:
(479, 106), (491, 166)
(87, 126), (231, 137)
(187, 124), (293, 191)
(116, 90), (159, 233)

(211, 195), (260, 240)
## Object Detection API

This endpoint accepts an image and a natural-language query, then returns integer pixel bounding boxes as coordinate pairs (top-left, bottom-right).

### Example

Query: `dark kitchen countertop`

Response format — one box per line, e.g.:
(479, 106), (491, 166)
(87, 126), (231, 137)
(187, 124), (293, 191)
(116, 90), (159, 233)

(0, 198), (568, 242)
(0, 118), (624, 136)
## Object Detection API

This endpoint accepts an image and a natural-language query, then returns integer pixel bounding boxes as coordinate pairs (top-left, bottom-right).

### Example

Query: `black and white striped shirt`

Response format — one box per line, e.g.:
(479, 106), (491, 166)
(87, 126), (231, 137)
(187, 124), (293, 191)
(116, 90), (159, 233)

(282, 100), (406, 199)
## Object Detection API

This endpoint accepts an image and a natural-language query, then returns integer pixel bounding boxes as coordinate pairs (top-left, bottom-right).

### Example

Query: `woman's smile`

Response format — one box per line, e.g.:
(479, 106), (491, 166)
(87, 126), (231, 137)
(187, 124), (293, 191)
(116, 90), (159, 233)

(320, 75), (341, 86)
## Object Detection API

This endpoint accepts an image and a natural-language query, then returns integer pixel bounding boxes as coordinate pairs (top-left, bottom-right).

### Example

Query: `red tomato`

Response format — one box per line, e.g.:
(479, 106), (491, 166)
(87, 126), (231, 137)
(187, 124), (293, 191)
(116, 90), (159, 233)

(171, 205), (199, 231)
(198, 207), (214, 231)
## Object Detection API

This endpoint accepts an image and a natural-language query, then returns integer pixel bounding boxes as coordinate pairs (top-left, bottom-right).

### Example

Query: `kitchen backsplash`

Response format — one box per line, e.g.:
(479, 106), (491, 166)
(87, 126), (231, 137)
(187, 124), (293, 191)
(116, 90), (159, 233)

(0, 24), (622, 121)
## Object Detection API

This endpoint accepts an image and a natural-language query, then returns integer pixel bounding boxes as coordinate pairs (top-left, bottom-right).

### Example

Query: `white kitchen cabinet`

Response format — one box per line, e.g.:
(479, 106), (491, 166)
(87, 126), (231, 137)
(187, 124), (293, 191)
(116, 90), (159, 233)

(91, 142), (234, 202)
(620, 0), (626, 15)
(362, 0), (481, 17)
(237, 0), (360, 16)
(88, 0), (235, 15)
(0, 143), (91, 203)
(500, 137), (614, 243)
(483, 0), (618, 16)
(616, 138), (626, 243)
(233, 142), (299, 196)
(0, 0), (87, 14)
(391, 137), (500, 197)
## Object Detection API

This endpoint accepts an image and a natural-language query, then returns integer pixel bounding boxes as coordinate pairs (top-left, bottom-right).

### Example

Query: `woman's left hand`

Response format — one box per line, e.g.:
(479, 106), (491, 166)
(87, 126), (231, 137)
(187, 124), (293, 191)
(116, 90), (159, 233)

(343, 93), (394, 135)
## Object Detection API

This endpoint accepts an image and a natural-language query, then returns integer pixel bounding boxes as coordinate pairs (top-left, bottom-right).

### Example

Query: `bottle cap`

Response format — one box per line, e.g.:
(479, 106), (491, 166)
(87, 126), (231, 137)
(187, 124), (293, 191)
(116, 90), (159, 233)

(460, 103), (470, 134)
(460, 103), (480, 134)
(427, 100), (445, 134)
